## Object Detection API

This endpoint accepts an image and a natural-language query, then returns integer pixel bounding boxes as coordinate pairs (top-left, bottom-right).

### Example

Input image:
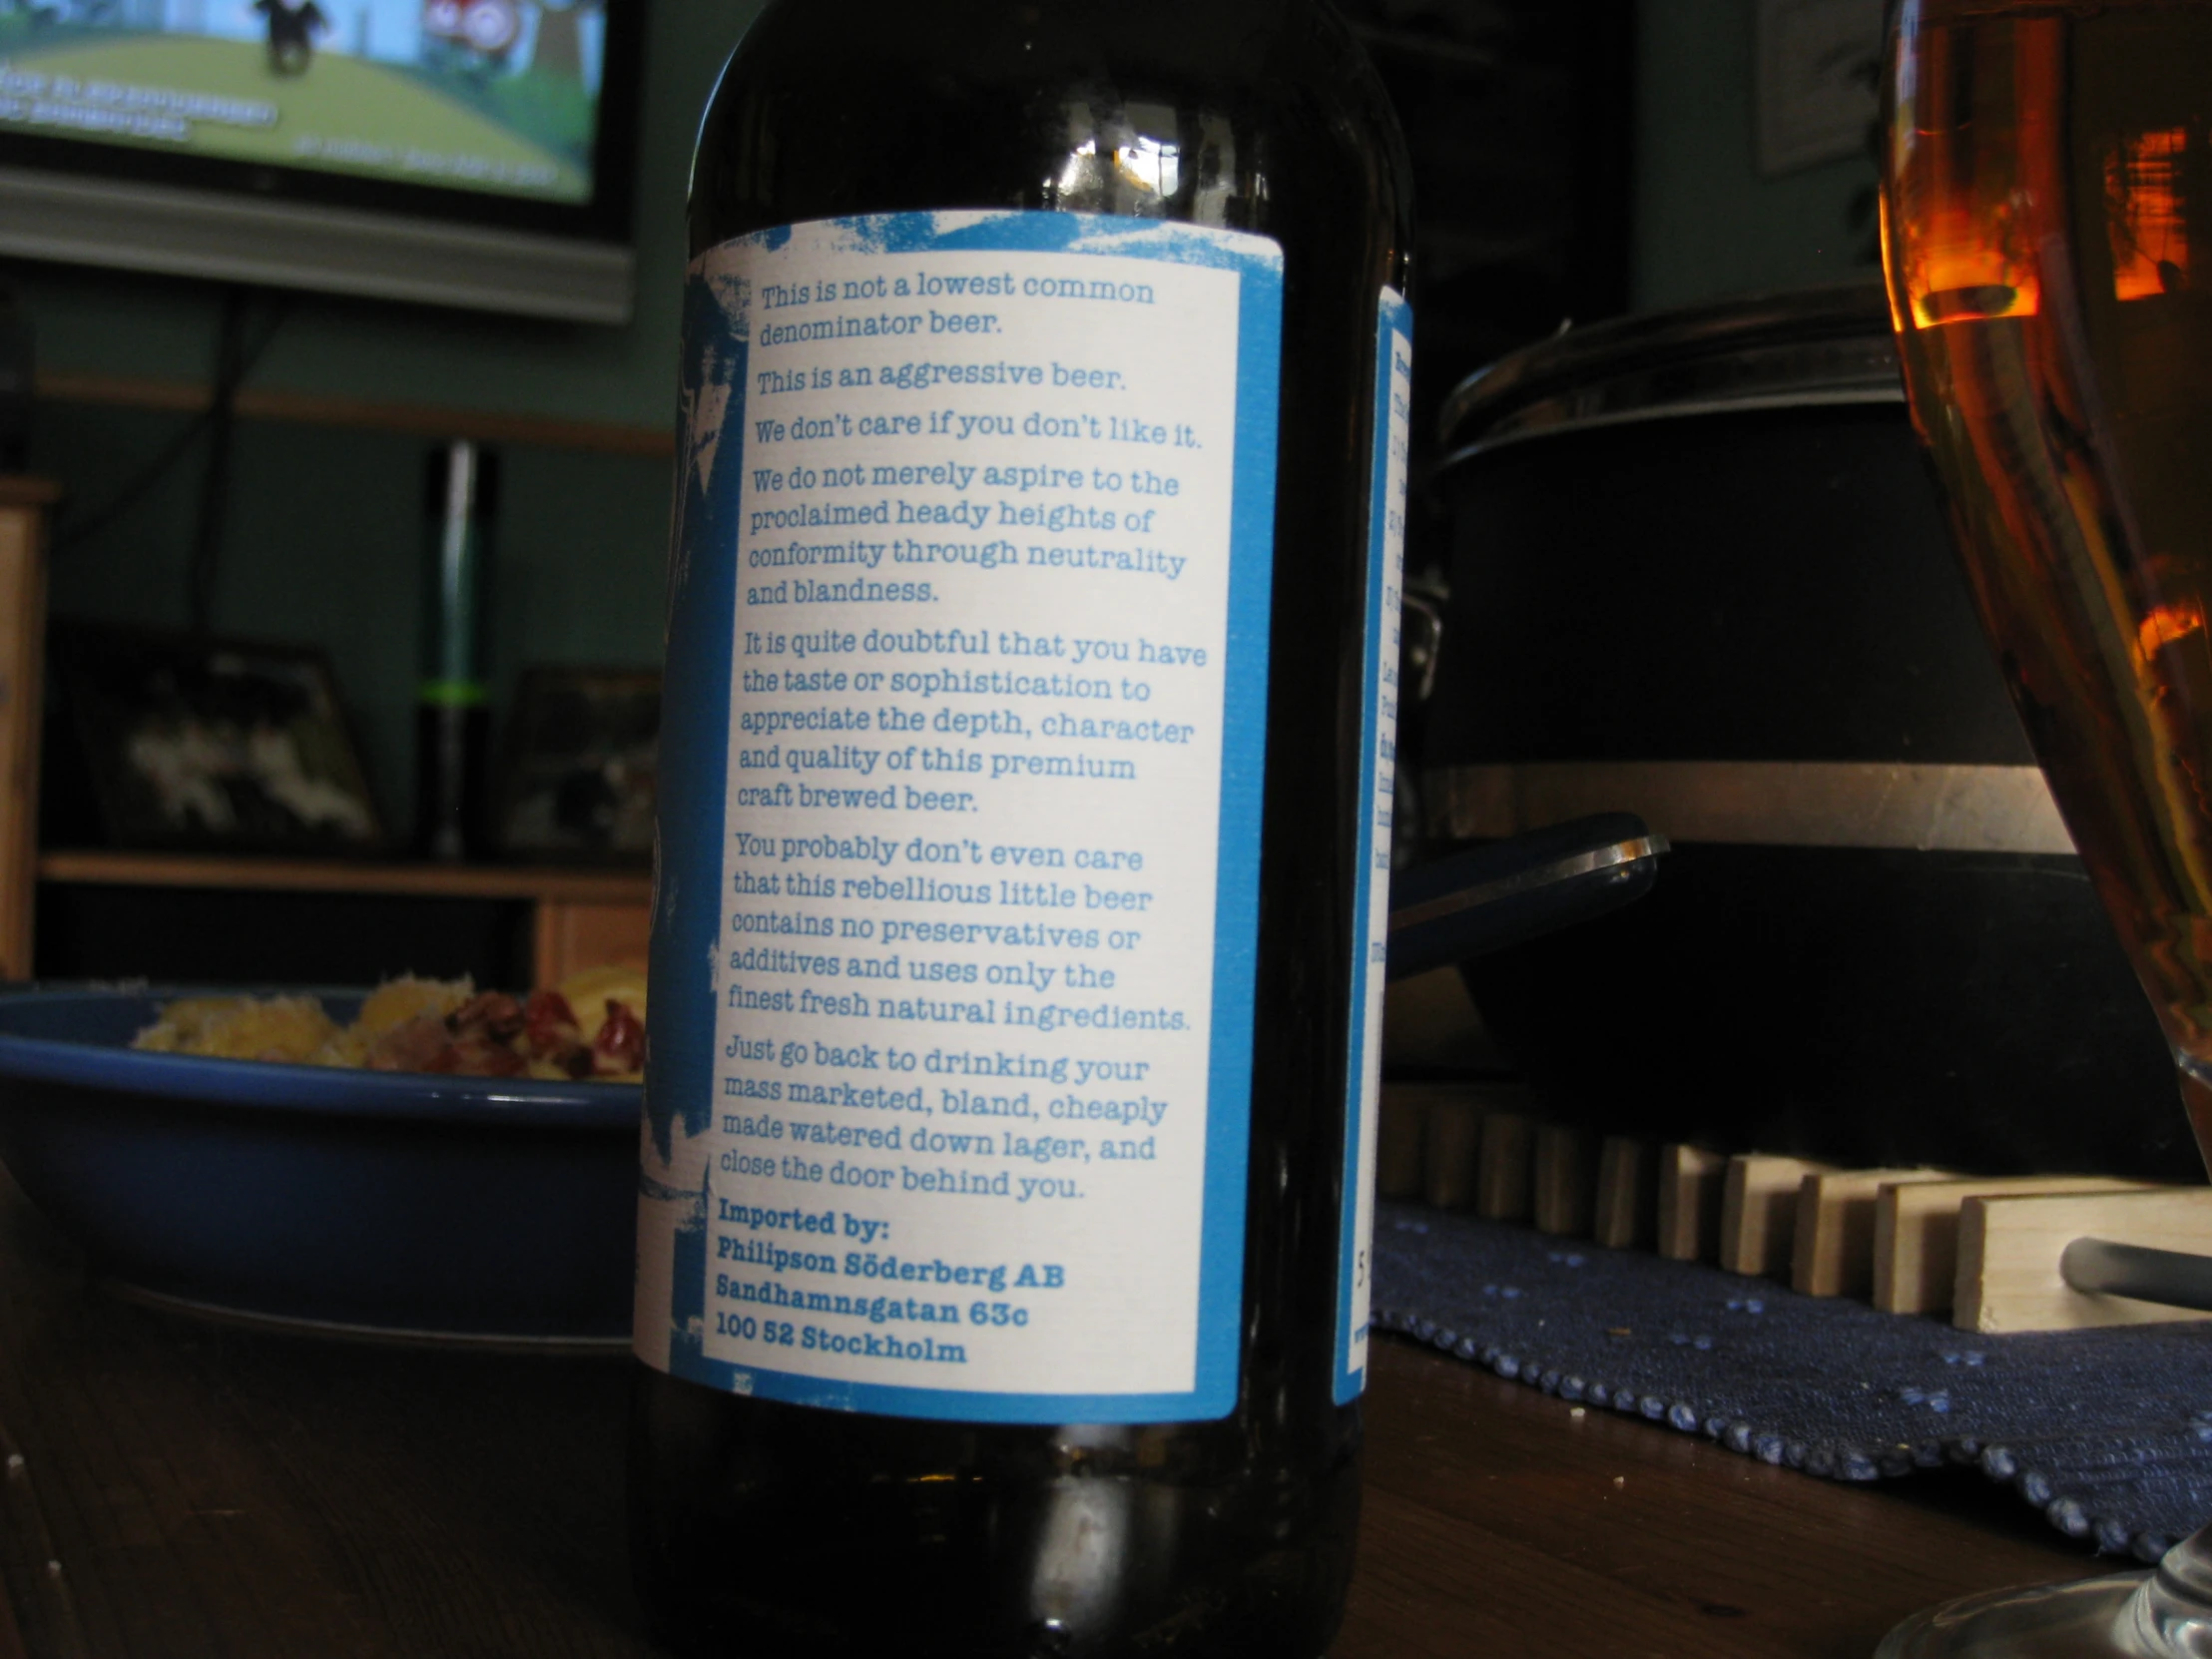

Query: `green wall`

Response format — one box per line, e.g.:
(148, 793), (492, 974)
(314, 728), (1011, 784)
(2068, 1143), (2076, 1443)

(1633, 0), (1882, 310)
(21, 0), (1875, 837)
(23, 0), (769, 835)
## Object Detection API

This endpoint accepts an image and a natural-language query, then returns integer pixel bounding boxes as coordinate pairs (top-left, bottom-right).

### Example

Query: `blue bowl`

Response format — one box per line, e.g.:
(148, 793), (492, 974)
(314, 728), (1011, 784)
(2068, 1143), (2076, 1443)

(0, 987), (640, 1342)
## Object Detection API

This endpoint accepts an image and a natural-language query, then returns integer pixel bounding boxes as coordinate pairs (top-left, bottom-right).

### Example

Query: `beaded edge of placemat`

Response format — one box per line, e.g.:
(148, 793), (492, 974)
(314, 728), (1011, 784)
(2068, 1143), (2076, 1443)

(1373, 1201), (2212, 1562)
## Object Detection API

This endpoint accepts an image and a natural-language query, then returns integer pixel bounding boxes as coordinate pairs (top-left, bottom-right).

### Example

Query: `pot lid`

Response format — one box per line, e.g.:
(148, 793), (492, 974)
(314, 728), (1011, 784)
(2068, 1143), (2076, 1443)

(1437, 279), (1903, 457)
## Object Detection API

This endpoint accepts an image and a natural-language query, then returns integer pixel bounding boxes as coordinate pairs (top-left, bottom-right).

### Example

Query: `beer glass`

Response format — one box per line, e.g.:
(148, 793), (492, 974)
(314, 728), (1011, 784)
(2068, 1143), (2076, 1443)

(1881, 0), (2212, 1653)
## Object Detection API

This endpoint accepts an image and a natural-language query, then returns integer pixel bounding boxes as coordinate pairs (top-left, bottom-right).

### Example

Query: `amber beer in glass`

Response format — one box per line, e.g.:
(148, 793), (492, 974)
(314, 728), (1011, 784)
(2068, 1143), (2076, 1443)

(1883, 1), (2212, 1653)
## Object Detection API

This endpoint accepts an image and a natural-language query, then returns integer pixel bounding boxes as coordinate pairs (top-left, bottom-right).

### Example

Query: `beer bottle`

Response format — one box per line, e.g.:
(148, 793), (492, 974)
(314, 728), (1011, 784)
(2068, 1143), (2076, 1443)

(631, 1), (1412, 1651)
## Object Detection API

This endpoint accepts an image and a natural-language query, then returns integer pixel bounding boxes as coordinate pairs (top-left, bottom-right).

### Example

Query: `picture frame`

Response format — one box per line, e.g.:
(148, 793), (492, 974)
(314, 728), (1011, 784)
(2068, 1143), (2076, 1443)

(494, 665), (659, 863)
(47, 623), (386, 855)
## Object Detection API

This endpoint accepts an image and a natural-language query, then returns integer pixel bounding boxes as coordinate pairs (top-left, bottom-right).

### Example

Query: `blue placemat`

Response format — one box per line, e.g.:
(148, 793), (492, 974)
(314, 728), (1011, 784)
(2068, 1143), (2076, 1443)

(1371, 1201), (2212, 1559)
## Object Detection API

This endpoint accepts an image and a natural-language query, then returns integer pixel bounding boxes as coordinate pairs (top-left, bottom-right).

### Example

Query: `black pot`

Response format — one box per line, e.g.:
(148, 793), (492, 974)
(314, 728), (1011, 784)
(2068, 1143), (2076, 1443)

(1423, 281), (2195, 1183)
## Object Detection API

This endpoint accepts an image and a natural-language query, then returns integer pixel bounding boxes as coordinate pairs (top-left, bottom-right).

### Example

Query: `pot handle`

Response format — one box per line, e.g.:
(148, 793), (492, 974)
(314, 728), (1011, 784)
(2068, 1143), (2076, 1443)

(1385, 813), (1668, 981)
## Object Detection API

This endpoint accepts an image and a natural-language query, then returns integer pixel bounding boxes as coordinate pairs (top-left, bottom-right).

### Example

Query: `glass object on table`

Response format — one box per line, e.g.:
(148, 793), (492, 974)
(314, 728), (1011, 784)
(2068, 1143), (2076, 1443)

(1880, 0), (2212, 1653)
(414, 439), (496, 863)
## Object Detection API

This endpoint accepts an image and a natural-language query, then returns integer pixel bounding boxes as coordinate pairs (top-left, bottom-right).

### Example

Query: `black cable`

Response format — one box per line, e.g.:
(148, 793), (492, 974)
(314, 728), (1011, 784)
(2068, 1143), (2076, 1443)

(50, 286), (288, 563)
(186, 285), (249, 639)
(50, 402), (214, 553)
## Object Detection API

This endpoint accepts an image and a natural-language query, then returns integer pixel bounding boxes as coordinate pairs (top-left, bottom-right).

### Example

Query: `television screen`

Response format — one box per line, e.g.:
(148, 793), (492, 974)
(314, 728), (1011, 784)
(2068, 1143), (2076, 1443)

(0, 0), (641, 320)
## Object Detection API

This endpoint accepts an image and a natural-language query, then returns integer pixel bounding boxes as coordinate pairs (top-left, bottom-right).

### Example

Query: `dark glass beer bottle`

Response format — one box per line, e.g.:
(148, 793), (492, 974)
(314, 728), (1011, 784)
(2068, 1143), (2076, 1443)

(631, 2), (1412, 1654)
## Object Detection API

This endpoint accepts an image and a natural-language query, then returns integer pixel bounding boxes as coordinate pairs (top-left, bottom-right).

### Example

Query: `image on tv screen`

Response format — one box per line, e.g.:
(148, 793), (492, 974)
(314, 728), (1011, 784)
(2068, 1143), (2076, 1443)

(0, 0), (609, 205)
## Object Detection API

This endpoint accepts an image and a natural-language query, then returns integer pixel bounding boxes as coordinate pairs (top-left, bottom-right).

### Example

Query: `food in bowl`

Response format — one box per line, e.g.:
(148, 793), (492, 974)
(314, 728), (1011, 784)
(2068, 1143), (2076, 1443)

(131, 966), (648, 1081)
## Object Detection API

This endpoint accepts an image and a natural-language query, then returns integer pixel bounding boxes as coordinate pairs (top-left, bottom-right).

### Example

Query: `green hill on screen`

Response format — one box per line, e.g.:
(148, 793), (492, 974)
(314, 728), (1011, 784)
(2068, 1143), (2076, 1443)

(0, 32), (586, 202)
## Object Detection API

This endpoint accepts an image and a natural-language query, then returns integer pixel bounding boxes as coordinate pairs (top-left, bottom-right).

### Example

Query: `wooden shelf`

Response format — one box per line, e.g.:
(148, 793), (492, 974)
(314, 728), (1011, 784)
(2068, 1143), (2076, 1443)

(34, 369), (675, 460)
(37, 848), (652, 907)
(0, 482), (54, 978)
(0, 476), (60, 508)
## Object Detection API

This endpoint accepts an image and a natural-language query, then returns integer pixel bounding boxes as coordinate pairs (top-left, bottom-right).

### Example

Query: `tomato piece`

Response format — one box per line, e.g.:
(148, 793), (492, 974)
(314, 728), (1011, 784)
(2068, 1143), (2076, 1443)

(450, 991), (525, 1042)
(523, 988), (581, 1055)
(593, 999), (646, 1074)
(367, 1013), (458, 1073)
(451, 1036), (530, 1077)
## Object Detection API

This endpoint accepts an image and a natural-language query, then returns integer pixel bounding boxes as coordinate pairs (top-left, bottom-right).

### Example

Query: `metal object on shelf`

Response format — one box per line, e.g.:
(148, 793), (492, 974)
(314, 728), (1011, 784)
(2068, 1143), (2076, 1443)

(2061, 1238), (2212, 1316)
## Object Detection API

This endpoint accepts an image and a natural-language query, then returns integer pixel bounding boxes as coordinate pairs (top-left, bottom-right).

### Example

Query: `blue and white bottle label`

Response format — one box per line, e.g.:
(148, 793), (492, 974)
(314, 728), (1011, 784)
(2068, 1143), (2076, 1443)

(636, 212), (1285, 1424)
(1335, 288), (1412, 1404)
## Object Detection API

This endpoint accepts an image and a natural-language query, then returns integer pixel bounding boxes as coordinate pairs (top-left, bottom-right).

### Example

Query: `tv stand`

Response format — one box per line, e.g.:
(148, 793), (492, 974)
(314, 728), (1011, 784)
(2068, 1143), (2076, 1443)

(35, 850), (650, 986)
(0, 476), (653, 989)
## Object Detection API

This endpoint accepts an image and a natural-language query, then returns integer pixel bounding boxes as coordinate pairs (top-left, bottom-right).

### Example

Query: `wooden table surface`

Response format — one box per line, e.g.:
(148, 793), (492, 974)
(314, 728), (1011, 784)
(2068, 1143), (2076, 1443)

(0, 1168), (2104, 1659)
